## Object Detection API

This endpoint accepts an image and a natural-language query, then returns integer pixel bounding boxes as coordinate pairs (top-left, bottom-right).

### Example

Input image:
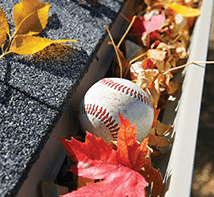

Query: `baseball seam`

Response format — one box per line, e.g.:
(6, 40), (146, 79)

(82, 104), (119, 139)
(100, 78), (153, 108)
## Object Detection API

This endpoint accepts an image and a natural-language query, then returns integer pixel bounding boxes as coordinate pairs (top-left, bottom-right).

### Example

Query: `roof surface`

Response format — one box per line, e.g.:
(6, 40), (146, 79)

(0, 0), (124, 196)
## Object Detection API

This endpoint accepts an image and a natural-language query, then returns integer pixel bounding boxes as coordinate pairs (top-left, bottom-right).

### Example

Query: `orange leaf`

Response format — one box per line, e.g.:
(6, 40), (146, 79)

(133, 137), (150, 170)
(0, 7), (9, 48)
(117, 112), (136, 147)
(8, 35), (78, 55)
(116, 113), (150, 171)
(142, 58), (157, 70)
(13, 0), (50, 36)
(116, 112), (137, 169)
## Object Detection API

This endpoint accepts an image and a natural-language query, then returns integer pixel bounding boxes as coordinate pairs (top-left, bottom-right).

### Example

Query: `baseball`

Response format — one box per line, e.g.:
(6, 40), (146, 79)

(79, 77), (154, 143)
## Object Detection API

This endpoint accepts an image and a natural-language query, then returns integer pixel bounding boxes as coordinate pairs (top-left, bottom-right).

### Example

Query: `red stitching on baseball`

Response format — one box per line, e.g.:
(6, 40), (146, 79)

(83, 104), (120, 139)
(88, 104), (91, 113)
(122, 86), (127, 93)
(110, 82), (117, 88)
(106, 118), (115, 127)
(109, 123), (119, 130)
(111, 128), (120, 134)
(100, 78), (153, 108)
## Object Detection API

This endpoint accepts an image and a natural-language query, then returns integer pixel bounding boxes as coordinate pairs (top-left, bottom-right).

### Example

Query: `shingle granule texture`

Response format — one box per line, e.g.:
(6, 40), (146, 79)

(0, 0), (125, 196)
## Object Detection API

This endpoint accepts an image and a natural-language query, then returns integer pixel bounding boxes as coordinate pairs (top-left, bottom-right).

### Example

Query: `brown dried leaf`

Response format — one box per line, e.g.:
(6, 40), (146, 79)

(137, 69), (159, 89)
(172, 14), (187, 35)
(147, 49), (166, 72)
(156, 42), (170, 53)
(147, 133), (169, 147)
(141, 33), (150, 48)
(144, 0), (151, 6)
(13, 0), (50, 36)
(130, 61), (144, 80)
(175, 44), (188, 59)
(111, 45), (131, 78)
(140, 163), (164, 197)
(152, 108), (160, 128)
(164, 72), (181, 94)
(148, 78), (160, 109)
(155, 120), (172, 136)
(167, 80), (181, 95)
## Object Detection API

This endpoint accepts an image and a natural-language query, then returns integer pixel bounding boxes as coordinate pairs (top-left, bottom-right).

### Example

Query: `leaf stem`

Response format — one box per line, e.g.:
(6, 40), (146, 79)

(129, 52), (147, 64)
(0, 52), (9, 60)
(163, 61), (214, 75)
(4, 35), (14, 53)
(109, 41), (123, 78)
(106, 24), (123, 78)
(117, 15), (137, 49)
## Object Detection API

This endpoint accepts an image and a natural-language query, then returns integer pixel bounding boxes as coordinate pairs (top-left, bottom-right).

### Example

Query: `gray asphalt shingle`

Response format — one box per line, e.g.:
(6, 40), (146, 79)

(0, 0), (125, 196)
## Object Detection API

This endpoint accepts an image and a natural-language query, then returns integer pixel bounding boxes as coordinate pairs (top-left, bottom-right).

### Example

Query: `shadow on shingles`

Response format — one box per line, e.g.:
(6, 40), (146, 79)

(73, 0), (121, 20)
(30, 43), (89, 79)
(40, 13), (62, 38)
(46, 13), (63, 30)
(5, 42), (90, 81)
(0, 42), (89, 109)
(0, 82), (13, 109)
(0, 58), (13, 108)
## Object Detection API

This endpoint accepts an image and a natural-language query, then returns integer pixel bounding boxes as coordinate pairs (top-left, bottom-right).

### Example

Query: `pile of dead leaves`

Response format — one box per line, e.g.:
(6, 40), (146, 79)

(109, 0), (201, 110)
(0, 0), (77, 58)
(56, 0), (202, 196)
(0, 0), (202, 196)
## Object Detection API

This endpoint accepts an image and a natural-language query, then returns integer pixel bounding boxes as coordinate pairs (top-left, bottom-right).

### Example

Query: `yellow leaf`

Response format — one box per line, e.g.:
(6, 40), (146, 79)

(13, 0), (47, 27)
(9, 35), (78, 55)
(13, 0), (50, 36)
(0, 7), (9, 48)
(166, 3), (201, 17)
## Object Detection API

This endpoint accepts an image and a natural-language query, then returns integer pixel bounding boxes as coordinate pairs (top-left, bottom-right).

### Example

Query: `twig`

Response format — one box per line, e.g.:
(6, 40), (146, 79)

(117, 15), (138, 49)
(129, 52), (147, 64)
(163, 61), (214, 75)
(106, 24), (123, 78)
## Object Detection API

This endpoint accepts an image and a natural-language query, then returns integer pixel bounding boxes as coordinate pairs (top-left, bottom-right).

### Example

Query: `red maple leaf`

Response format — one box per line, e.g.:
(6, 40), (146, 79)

(129, 11), (165, 40)
(59, 113), (163, 196)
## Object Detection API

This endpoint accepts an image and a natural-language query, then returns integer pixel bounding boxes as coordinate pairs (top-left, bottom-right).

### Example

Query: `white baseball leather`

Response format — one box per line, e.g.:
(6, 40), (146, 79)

(79, 78), (154, 143)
